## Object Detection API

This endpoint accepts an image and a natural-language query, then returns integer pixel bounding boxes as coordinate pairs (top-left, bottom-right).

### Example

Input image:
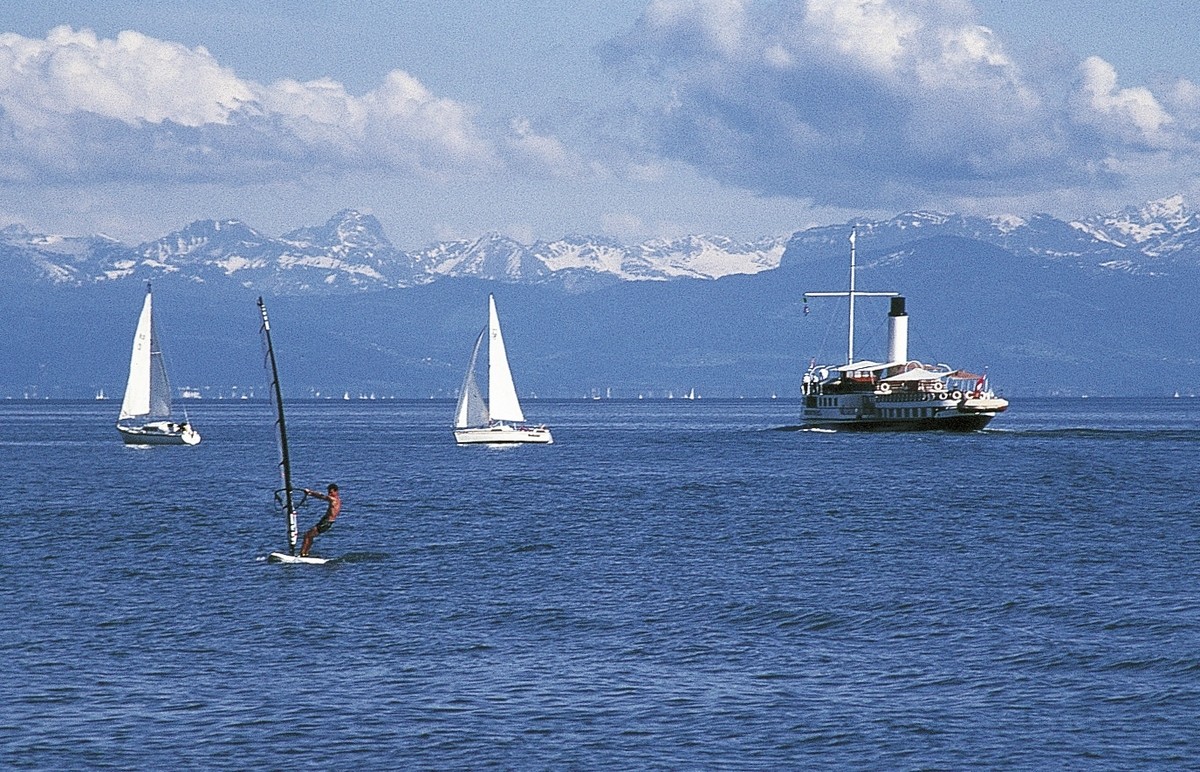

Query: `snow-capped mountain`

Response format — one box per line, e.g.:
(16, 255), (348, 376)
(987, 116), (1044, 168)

(779, 195), (1200, 276)
(5, 196), (1200, 293)
(0, 210), (789, 291)
(6, 196), (1200, 399)
(1071, 194), (1200, 265)
(0, 225), (128, 285)
(417, 233), (553, 283)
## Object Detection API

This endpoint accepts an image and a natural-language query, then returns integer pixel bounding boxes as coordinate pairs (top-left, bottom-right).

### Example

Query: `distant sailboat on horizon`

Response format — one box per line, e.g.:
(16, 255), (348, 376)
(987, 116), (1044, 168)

(116, 284), (200, 446)
(454, 294), (553, 445)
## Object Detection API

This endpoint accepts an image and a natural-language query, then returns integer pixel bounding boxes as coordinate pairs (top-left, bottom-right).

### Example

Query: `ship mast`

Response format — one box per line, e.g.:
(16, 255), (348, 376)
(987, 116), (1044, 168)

(804, 228), (898, 366)
(847, 229), (856, 364)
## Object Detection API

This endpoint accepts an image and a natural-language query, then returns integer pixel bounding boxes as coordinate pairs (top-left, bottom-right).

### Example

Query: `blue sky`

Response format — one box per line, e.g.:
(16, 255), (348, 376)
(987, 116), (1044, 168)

(2, 0), (1199, 247)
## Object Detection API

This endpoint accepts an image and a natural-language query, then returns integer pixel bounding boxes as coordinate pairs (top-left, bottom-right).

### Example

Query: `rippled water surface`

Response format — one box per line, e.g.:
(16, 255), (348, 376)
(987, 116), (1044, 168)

(2, 398), (1198, 769)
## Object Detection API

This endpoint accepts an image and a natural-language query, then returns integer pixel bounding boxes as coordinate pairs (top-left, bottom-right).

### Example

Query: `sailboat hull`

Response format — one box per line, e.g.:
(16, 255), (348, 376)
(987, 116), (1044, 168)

(455, 424), (554, 445)
(117, 421), (201, 445)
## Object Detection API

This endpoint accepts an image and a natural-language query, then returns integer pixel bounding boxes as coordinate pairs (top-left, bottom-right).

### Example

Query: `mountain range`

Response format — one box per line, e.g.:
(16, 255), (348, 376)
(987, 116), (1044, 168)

(0, 210), (789, 292)
(3, 196), (1199, 399)
(6, 194), (1200, 292)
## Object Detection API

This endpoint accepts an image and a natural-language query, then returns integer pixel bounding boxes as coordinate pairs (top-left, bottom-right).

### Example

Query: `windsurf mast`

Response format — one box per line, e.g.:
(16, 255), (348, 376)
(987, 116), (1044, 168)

(257, 297), (298, 555)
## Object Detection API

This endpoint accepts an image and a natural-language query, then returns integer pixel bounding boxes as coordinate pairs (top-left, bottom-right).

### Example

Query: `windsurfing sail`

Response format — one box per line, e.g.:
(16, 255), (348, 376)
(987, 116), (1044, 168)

(257, 297), (299, 556)
(454, 328), (490, 429)
(486, 294), (526, 423)
(119, 284), (174, 423)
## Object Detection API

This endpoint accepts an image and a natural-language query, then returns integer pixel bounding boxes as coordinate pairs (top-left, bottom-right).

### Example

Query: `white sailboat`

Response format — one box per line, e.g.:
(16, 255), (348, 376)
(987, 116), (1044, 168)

(454, 294), (553, 445)
(116, 284), (200, 446)
(258, 297), (329, 565)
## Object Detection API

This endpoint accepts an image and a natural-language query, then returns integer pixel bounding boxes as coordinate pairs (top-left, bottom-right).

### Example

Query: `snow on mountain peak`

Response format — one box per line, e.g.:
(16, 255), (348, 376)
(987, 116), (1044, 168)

(1079, 194), (1198, 253)
(1141, 194), (1187, 222)
(7, 194), (1200, 291)
(989, 214), (1027, 233)
(284, 209), (390, 251)
(889, 211), (953, 229)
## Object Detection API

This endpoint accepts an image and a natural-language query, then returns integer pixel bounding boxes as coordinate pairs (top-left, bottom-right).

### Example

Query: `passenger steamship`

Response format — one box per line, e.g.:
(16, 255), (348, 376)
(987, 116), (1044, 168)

(801, 230), (1008, 431)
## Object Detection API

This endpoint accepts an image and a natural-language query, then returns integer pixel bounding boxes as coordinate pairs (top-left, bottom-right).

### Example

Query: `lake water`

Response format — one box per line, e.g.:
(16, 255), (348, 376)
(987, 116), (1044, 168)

(1, 398), (1198, 769)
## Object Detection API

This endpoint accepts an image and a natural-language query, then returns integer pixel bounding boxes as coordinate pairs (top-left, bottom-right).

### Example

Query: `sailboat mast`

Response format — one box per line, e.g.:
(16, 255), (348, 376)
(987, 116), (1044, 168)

(257, 297), (298, 555)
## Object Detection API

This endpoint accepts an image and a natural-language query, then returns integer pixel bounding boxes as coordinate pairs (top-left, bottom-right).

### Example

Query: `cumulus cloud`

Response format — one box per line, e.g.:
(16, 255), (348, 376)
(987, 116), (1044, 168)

(0, 26), (553, 183)
(1074, 56), (1174, 147)
(503, 117), (589, 178)
(604, 0), (1200, 207)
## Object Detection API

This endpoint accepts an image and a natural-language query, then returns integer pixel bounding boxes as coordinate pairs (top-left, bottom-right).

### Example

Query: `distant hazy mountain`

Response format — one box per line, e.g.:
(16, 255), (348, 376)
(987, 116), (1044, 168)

(0, 209), (789, 291)
(781, 194), (1200, 275)
(6, 197), (1200, 294)
(4, 197), (1199, 398)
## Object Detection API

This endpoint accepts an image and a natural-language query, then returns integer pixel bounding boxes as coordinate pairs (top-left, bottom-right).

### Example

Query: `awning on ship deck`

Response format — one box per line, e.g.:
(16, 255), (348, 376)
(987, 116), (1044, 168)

(881, 367), (949, 382)
(835, 361), (897, 373)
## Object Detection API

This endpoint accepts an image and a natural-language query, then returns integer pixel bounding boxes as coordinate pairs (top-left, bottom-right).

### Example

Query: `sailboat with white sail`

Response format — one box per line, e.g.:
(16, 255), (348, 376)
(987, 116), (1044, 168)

(258, 297), (329, 565)
(116, 284), (200, 445)
(454, 294), (553, 445)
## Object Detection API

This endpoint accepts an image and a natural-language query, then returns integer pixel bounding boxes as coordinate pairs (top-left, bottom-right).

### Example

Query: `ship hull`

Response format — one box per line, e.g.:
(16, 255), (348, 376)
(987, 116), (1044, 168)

(801, 412), (998, 432)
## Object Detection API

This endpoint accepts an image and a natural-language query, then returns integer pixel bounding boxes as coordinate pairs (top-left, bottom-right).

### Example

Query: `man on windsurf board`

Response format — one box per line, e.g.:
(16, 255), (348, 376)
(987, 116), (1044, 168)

(299, 483), (341, 557)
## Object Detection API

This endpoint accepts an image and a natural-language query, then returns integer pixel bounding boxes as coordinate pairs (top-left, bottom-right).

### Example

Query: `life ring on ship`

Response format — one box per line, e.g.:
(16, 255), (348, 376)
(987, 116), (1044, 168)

(936, 391), (948, 400)
(951, 390), (963, 400)
(878, 383), (891, 394)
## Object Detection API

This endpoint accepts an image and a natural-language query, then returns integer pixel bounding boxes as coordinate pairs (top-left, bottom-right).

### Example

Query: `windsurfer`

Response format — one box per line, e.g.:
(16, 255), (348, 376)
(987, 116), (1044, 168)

(299, 483), (341, 557)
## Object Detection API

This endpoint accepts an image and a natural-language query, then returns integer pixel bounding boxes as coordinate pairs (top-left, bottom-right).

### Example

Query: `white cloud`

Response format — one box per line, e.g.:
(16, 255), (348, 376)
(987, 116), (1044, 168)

(504, 117), (585, 177)
(1076, 55), (1174, 147)
(0, 27), (253, 127)
(0, 26), (549, 183)
(606, 0), (1200, 209)
(802, 0), (919, 76)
